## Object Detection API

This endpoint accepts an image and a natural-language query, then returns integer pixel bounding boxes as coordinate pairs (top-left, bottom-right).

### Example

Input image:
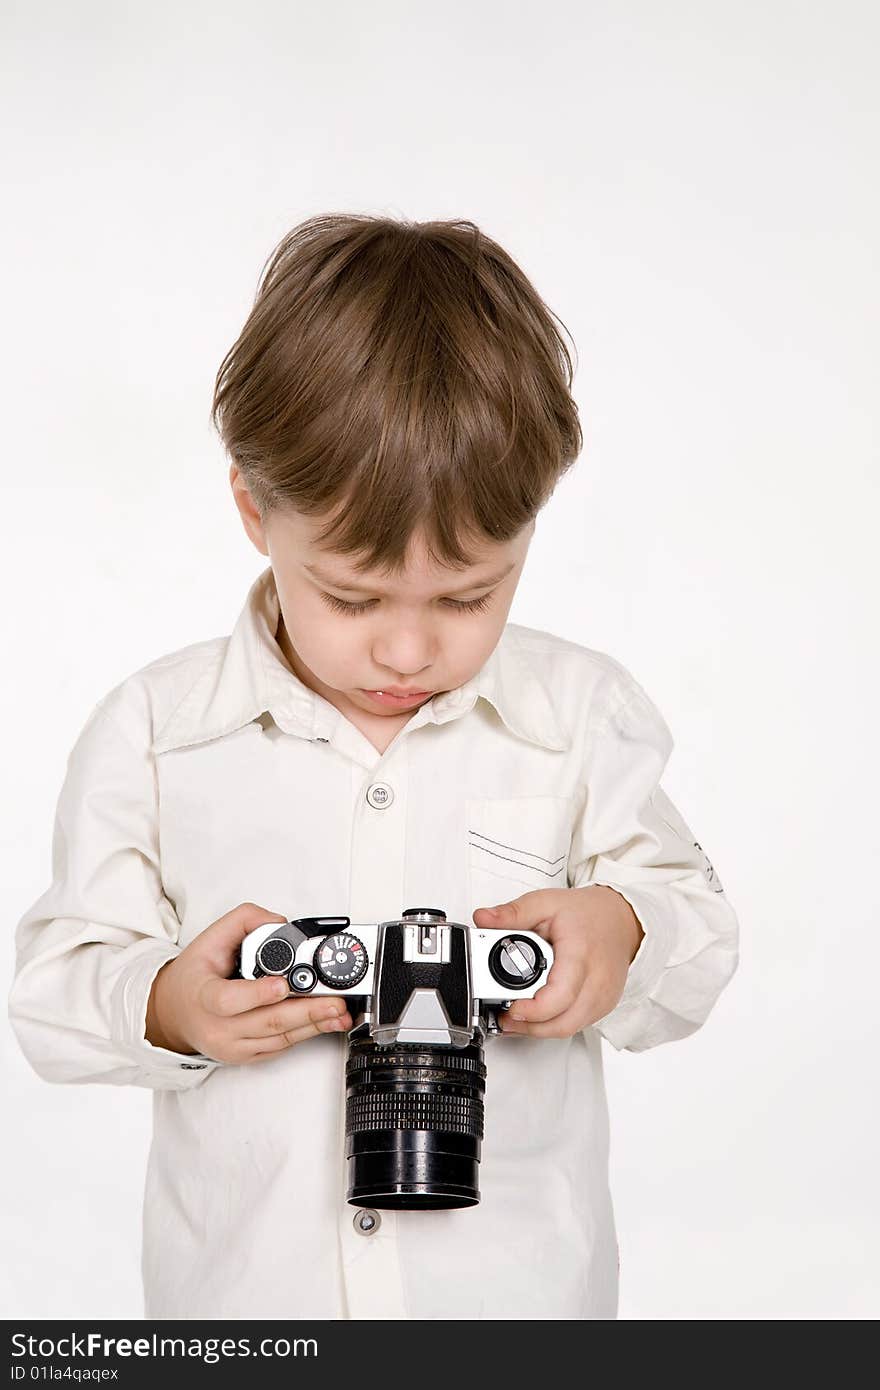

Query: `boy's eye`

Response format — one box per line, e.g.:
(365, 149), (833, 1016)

(319, 591), (495, 616)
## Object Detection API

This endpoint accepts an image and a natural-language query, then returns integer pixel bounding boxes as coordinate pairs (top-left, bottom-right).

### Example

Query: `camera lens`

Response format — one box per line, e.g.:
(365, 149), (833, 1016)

(344, 1037), (486, 1210)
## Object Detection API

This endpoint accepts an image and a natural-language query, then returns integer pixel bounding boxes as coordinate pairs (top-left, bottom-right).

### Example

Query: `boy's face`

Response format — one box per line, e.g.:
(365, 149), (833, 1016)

(230, 465), (534, 722)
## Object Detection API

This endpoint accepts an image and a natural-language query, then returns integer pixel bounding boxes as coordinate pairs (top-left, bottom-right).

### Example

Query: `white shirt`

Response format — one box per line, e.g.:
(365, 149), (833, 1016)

(9, 565), (739, 1321)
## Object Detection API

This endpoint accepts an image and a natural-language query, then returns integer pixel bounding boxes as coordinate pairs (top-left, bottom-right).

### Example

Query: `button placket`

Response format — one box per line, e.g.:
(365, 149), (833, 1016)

(340, 748), (409, 1319)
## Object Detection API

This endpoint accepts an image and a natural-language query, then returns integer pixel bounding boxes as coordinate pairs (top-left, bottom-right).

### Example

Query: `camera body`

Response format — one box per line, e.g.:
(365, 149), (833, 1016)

(235, 906), (553, 1209)
(236, 905), (552, 1045)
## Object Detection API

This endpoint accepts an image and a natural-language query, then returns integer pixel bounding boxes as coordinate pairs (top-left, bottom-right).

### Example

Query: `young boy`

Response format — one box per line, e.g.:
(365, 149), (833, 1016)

(9, 214), (739, 1321)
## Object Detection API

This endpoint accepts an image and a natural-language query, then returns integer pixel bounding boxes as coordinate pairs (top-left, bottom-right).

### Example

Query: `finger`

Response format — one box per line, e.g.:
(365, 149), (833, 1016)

(502, 974), (620, 1037)
(243, 995), (353, 1041)
(203, 972), (293, 1018)
(237, 1033), (292, 1062)
(243, 1014), (351, 1049)
(243, 1020), (338, 1052)
(243, 1034), (298, 1061)
(235, 1023), (340, 1062)
(501, 937), (585, 1023)
(500, 998), (592, 1039)
(201, 902), (289, 973)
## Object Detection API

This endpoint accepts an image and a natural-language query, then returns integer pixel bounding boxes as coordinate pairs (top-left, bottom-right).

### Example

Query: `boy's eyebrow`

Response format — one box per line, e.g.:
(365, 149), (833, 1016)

(302, 560), (516, 596)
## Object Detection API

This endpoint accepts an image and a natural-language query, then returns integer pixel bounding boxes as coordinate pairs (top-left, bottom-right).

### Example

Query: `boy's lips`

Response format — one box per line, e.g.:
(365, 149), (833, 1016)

(360, 688), (433, 707)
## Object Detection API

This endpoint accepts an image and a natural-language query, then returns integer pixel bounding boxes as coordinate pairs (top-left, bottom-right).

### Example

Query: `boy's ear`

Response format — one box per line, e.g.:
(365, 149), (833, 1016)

(229, 464), (269, 557)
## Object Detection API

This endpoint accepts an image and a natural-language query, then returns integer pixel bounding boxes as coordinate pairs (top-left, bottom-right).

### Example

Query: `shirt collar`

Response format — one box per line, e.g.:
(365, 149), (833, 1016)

(152, 566), (570, 756)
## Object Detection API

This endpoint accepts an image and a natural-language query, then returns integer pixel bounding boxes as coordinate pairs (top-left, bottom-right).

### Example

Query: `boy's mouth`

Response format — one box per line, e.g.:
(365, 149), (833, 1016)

(360, 688), (433, 708)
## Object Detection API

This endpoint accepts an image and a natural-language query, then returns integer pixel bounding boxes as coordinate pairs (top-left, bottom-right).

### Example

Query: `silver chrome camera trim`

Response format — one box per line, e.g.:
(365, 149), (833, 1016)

(237, 912), (553, 1046)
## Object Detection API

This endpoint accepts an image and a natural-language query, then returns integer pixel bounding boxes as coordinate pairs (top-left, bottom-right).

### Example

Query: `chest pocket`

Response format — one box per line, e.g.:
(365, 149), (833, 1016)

(466, 795), (576, 904)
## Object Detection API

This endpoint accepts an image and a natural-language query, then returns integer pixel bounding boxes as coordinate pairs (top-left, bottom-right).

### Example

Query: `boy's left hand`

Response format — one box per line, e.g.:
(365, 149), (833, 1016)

(472, 886), (645, 1037)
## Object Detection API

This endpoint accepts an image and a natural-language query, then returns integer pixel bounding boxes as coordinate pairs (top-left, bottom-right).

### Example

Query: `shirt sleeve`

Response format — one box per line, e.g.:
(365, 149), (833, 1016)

(567, 675), (740, 1052)
(8, 699), (224, 1090)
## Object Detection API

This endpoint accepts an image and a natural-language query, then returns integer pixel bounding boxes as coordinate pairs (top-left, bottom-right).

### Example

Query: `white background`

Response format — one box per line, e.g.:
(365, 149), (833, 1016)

(2, 1), (878, 1320)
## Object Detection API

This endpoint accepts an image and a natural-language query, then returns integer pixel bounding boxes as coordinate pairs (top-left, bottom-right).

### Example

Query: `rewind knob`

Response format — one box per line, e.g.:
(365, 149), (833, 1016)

(488, 934), (546, 990)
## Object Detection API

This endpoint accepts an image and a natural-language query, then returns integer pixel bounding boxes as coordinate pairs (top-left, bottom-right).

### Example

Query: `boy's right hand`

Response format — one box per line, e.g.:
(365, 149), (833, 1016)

(144, 902), (353, 1064)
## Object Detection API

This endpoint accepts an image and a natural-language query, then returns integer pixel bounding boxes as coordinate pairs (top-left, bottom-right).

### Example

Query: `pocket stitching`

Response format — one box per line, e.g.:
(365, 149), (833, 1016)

(468, 830), (567, 878)
(466, 794), (574, 891)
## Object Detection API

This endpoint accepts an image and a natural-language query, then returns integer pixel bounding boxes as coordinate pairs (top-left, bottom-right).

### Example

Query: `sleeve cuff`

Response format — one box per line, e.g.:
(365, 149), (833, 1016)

(109, 939), (225, 1087)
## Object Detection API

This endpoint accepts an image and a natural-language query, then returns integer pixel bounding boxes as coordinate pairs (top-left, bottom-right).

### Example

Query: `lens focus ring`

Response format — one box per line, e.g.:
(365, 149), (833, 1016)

(346, 1091), (484, 1137)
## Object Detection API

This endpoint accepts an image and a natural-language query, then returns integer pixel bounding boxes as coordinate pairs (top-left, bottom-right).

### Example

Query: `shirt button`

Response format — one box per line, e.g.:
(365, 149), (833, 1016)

(365, 781), (394, 809)
(353, 1208), (381, 1236)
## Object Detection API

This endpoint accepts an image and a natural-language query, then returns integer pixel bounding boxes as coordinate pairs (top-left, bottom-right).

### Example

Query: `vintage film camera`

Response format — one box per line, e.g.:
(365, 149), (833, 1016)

(236, 906), (553, 1210)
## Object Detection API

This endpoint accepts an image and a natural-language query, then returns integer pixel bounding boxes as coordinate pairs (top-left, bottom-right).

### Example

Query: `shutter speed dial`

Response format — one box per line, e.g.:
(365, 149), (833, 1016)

(488, 934), (546, 990)
(314, 932), (369, 988)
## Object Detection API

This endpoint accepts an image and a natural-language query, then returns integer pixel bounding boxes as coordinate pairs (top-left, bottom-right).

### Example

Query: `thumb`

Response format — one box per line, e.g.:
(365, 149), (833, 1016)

(473, 891), (556, 934)
(201, 902), (289, 971)
(472, 900), (516, 927)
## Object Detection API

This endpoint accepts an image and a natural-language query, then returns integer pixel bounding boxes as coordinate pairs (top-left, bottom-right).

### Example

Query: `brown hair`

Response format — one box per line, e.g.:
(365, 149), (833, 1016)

(210, 213), (582, 574)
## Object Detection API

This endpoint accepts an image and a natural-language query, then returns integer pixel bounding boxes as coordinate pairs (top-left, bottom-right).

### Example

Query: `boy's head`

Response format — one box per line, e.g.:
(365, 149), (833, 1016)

(213, 213), (581, 720)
